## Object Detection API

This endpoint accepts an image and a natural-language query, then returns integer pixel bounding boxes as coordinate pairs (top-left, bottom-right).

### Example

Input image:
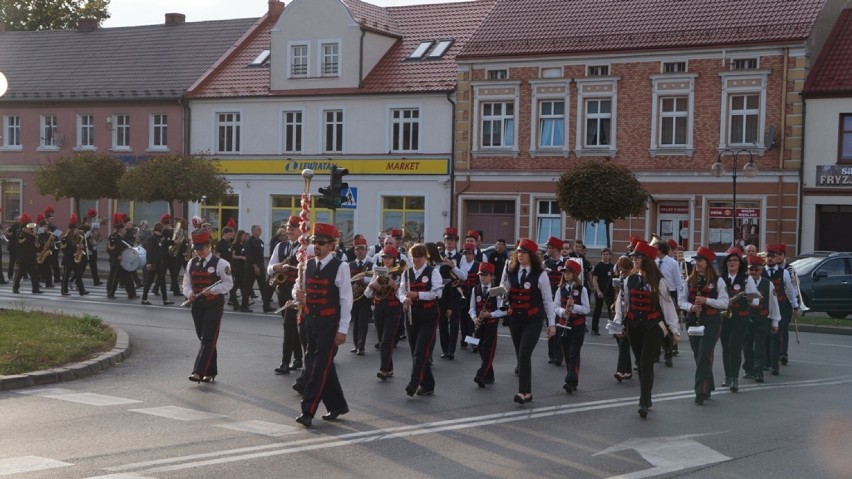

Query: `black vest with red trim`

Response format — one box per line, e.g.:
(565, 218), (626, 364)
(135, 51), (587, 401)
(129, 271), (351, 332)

(461, 261), (479, 289)
(625, 274), (661, 322)
(189, 255), (223, 301)
(349, 258), (372, 303)
(764, 266), (790, 304)
(304, 257), (342, 321)
(723, 272), (749, 318)
(748, 276), (771, 319)
(507, 268), (545, 322)
(558, 283), (587, 327)
(544, 257), (563, 293)
(687, 275), (721, 320)
(373, 271), (402, 308)
(275, 242), (300, 299)
(409, 265), (438, 322)
(473, 284), (498, 324)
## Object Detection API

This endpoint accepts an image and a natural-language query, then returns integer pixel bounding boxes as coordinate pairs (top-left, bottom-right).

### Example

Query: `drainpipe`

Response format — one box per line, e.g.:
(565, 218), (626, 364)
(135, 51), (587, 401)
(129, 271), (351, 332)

(446, 92), (456, 227)
(798, 94), (806, 254)
(358, 29), (366, 87)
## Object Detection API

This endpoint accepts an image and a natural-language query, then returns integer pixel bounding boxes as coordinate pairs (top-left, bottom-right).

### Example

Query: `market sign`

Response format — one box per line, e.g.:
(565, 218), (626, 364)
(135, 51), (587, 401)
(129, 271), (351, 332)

(816, 165), (852, 186)
(708, 207), (760, 218)
(216, 158), (449, 176)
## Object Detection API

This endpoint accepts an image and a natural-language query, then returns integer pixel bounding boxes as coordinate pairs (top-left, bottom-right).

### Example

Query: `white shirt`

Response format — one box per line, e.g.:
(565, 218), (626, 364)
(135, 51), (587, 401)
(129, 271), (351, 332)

(613, 275), (680, 333)
(266, 240), (296, 276)
(657, 255), (682, 293)
(468, 283), (507, 320)
(182, 252), (235, 297)
(678, 276), (731, 313)
(554, 284), (591, 318)
(398, 263), (443, 302)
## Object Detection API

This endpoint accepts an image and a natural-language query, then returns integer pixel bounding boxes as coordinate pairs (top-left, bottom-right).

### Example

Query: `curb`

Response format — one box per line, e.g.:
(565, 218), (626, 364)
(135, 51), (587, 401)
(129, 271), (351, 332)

(797, 324), (852, 336)
(0, 326), (131, 392)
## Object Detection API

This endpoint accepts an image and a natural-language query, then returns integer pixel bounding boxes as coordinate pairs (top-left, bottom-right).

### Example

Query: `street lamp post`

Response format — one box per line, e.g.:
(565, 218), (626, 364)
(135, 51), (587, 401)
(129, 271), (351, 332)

(711, 150), (759, 247)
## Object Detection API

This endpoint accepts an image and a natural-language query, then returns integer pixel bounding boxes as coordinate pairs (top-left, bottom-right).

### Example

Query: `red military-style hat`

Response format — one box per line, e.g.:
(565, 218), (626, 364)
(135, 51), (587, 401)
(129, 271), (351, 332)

(695, 246), (717, 263)
(561, 260), (582, 276)
(629, 235), (642, 247)
(191, 229), (211, 250)
(36, 213), (46, 224)
(68, 213), (79, 228)
(353, 237), (367, 248)
(478, 262), (495, 275)
(160, 213), (171, 224)
(312, 223), (338, 241)
(778, 243), (788, 256)
(44, 205), (55, 218)
(225, 217), (237, 229)
(724, 246), (744, 262)
(766, 244), (783, 256)
(465, 229), (480, 240)
(630, 241), (658, 259)
(462, 244), (475, 253)
(390, 229), (403, 238)
(285, 215), (301, 228)
(517, 238), (538, 255)
(444, 227), (459, 238)
(667, 239), (679, 250)
(86, 208), (98, 218)
(381, 245), (398, 257)
(546, 236), (564, 249)
(748, 255), (765, 267)
(20, 213), (31, 225)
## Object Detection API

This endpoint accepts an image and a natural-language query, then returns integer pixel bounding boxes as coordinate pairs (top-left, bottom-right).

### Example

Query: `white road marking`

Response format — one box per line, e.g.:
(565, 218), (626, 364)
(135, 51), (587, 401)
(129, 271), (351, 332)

(14, 387), (74, 396)
(0, 456), (71, 476)
(105, 376), (852, 475)
(83, 474), (157, 479)
(43, 393), (142, 406)
(596, 433), (730, 479)
(215, 420), (300, 437)
(809, 342), (852, 349)
(129, 406), (228, 422)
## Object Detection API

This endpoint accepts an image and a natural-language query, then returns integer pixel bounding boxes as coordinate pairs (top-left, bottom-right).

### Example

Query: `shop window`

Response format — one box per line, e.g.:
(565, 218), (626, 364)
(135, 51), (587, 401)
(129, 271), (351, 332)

(707, 200), (760, 252)
(382, 196), (425, 241)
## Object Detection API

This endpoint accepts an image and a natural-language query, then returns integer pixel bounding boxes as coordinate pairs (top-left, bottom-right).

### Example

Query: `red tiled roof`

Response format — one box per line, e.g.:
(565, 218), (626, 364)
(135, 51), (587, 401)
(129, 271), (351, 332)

(190, 0), (496, 98)
(803, 9), (852, 95)
(459, 0), (825, 59)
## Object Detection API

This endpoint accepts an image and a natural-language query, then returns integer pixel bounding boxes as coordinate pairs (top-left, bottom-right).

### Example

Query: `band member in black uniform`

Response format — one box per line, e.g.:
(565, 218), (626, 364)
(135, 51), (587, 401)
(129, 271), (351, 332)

(554, 260), (590, 394)
(763, 244), (798, 376)
(720, 247), (748, 392)
(400, 243), (443, 397)
(244, 224), (275, 313)
(591, 248), (615, 336)
(44, 207), (62, 285)
(368, 245), (404, 381)
(501, 238), (556, 405)
(611, 241), (680, 418)
(106, 214), (136, 299)
(293, 223), (352, 428)
(60, 214), (89, 296)
(163, 217), (189, 298)
(123, 215), (143, 289)
(543, 236), (565, 366)
(742, 255), (781, 383)
(231, 229), (249, 311)
(610, 255), (634, 382)
(348, 237), (373, 355)
(35, 214), (54, 289)
(141, 223), (172, 305)
(82, 209), (102, 286)
(13, 214), (42, 294)
(457, 245), (479, 350)
(268, 216), (303, 374)
(487, 239), (509, 287)
(6, 214), (21, 281)
(438, 227), (463, 360)
(679, 246), (728, 405)
(469, 262), (505, 388)
(183, 229), (234, 383)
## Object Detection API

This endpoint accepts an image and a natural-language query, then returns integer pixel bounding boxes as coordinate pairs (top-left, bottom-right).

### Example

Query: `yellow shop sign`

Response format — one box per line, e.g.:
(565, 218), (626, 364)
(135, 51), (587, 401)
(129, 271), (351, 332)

(217, 158), (449, 175)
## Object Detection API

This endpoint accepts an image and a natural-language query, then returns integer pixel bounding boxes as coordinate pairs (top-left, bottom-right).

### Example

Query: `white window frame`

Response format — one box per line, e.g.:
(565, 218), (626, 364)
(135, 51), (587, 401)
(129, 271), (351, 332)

(281, 108), (304, 154)
(649, 73), (696, 156)
(319, 40), (341, 77)
(486, 69), (508, 80)
(730, 57), (759, 71)
(388, 106), (421, 153)
(75, 114), (96, 151)
(582, 220), (610, 249)
(111, 114), (131, 151)
(215, 111), (242, 154)
(288, 41), (310, 78)
(148, 113), (168, 151)
(529, 80), (570, 155)
(322, 108), (344, 153)
(586, 64), (610, 76)
(574, 77), (618, 157)
(718, 71), (768, 153)
(480, 101), (516, 149)
(2, 115), (22, 150)
(472, 81), (520, 157)
(39, 115), (60, 151)
(535, 199), (562, 245)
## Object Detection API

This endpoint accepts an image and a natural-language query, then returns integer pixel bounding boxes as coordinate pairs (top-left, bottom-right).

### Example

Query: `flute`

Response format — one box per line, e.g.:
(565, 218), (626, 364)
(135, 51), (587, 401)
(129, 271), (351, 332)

(181, 280), (224, 307)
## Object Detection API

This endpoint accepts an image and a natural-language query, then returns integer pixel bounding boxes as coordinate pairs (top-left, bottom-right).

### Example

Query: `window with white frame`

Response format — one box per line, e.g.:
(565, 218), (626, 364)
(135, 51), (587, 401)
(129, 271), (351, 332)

(3, 115), (21, 148)
(538, 100), (565, 148)
(77, 114), (95, 148)
(649, 74), (696, 155)
(481, 102), (514, 148)
(324, 109), (343, 153)
(487, 69), (508, 80)
(584, 99), (611, 147)
(321, 42), (339, 76)
(728, 94), (760, 145)
(659, 97), (688, 146)
(216, 112), (241, 153)
(391, 108), (419, 152)
(731, 58), (758, 70)
(41, 115), (59, 148)
(535, 200), (562, 245)
(290, 43), (308, 77)
(283, 110), (302, 153)
(582, 220), (608, 248)
(663, 62), (687, 73)
(113, 114), (130, 150)
(718, 72), (767, 150)
(150, 114), (167, 149)
(587, 65), (609, 76)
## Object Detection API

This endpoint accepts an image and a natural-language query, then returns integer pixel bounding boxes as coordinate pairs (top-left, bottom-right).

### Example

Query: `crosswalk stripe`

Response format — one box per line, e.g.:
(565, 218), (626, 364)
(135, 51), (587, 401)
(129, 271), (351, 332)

(129, 406), (228, 422)
(0, 456), (71, 476)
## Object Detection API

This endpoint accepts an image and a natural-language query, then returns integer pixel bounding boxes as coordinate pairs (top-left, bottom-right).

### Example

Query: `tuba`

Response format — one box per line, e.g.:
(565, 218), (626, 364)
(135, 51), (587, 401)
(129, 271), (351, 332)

(648, 233), (664, 247)
(169, 220), (187, 257)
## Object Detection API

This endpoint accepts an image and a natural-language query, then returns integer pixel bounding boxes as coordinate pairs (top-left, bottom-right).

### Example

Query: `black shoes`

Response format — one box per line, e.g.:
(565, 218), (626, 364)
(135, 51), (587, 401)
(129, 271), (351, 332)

(445, 353), (454, 360)
(638, 405), (648, 418)
(79, 290), (90, 296)
(513, 393), (532, 404)
(781, 355), (788, 365)
(377, 370), (393, 381)
(292, 383), (305, 395)
(563, 384), (576, 394)
(239, 307), (253, 313)
(263, 304), (276, 313)
(405, 384), (416, 397)
(664, 356), (673, 367)
(721, 378), (731, 388)
(274, 363), (290, 374)
(590, 330), (600, 336)
(474, 376), (485, 388)
(201, 376), (215, 383)
(416, 387), (434, 396)
(295, 414), (312, 428)
(350, 348), (364, 356)
(771, 369), (779, 376)
(321, 408), (349, 421)
(743, 373), (755, 379)
(694, 393), (709, 405)
(755, 376), (765, 383)
(188, 373), (202, 383)
(730, 379), (739, 392)
(290, 359), (303, 370)
(163, 300), (174, 305)
(141, 300), (152, 305)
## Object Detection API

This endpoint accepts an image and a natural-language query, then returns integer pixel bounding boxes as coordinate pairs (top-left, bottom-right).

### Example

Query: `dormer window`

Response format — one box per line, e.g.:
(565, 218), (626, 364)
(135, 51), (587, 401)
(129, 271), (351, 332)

(409, 41), (433, 60)
(487, 69), (508, 80)
(426, 40), (453, 59)
(587, 65), (609, 76)
(249, 50), (271, 67)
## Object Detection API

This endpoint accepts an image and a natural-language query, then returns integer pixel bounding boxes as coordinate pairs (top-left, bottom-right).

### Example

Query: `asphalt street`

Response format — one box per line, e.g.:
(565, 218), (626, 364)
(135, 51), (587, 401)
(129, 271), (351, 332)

(1, 285), (851, 479)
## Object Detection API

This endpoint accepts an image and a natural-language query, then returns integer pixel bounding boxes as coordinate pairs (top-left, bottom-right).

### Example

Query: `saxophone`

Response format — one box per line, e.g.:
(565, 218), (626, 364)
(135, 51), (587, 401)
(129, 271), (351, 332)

(74, 232), (87, 263)
(36, 233), (55, 265)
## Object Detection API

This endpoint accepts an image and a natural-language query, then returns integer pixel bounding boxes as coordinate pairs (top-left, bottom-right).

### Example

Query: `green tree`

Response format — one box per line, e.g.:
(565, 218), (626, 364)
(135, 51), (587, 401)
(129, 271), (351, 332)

(33, 151), (125, 215)
(117, 154), (231, 217)
(555, 159), (650, 248)
(0, 0), (110, 31)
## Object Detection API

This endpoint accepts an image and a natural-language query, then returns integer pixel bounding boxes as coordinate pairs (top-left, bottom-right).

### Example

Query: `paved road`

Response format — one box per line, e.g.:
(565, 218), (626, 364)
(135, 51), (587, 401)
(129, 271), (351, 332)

(1, 285), (851, 478)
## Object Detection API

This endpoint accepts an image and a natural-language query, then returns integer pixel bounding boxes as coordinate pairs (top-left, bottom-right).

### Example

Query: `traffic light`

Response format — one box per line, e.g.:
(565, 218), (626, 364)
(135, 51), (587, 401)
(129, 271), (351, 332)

(318, 165), (349, 210)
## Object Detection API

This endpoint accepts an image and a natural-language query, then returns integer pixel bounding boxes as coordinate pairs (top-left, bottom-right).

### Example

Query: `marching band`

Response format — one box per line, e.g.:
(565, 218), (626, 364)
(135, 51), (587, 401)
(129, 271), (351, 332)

(0, 206), (809, 425)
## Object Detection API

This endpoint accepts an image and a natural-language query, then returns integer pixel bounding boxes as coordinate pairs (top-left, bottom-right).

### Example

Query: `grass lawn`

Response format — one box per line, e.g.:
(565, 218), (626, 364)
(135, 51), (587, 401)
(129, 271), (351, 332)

(0, 309), (115, 375)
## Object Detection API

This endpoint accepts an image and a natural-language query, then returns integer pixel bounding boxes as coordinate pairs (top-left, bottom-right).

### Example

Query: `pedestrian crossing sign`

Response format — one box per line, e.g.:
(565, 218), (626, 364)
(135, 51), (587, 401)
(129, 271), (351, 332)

(341, 186), (357, 209)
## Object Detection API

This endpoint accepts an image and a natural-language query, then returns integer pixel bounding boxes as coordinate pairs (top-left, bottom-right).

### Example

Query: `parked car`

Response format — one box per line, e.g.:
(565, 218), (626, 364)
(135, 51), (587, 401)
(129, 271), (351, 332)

(789, 252), (852, 319)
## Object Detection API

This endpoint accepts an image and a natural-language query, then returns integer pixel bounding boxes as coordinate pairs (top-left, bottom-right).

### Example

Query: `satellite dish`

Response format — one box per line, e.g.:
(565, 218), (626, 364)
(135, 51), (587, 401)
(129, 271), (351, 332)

(0, 72), (7, 97)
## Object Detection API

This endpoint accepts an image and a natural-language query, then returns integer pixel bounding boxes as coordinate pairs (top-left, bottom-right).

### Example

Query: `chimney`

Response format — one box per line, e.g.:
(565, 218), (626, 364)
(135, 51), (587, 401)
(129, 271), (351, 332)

(165, 13), (186, 25)
(77, 17), (98, 32)
(268, 0), (285, 16)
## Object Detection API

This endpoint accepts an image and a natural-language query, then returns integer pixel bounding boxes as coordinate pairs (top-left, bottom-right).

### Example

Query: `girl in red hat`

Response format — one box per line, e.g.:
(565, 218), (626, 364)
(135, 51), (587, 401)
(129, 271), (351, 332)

(554, 260), (590, 394)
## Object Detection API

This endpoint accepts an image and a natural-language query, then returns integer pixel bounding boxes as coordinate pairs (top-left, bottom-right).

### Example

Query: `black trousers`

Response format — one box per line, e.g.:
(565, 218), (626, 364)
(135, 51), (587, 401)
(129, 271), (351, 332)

(560, 325), (586, 387)
(49, 251), (61, 283)
(476, 321), (499, 382)
(86, 251), (101, 285)
(6, 249), (15, 279)
(721, 314), (749, 380)
(165, 256), (183, 295)
(276, 288), (303, 366)
(689, 315), (722, 397)
(547, 326), (563, 364)
(107, 257), (136, 297)
(770, 301), (792, 370)
(298, 315), (347, 417)
(376, 302), (402, 373)
(439, 304), (460, 355)
(142, 262), (168, 302)
(743, 316), (770, 378)
(627, 319), (664, 407)
(191, 296), (224, 377)
(591, 292), (614, 333)
(406, 316), (439, 391)
(243, 266), (271, 308)
(61, 260), (85, 294)
(351, 298), (372, 350)
(509, 316), (544, 395)
(13, 259), (39, 293)
(615, 334), (633, 375)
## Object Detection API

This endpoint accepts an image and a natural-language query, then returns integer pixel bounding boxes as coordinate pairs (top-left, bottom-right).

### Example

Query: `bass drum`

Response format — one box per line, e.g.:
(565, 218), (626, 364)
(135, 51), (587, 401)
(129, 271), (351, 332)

(120, 245), (147, 272)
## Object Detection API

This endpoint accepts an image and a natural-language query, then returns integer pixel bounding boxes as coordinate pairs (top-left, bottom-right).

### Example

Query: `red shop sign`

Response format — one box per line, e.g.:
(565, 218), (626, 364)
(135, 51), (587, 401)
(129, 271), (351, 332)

(709, 207), (761, 218)
(659, 206), (689, 215)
